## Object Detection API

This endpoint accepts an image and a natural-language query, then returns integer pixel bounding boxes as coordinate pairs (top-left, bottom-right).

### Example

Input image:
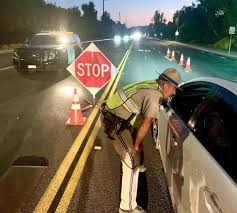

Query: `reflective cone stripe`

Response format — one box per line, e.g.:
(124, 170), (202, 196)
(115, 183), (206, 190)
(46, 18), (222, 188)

(185, 57), (191, 72)
(179, 54), (184, 65)
(72, 96), (79, 102)
(66, 88), (86, 125)
(166, 48), (171, 58)
(171, 50), (176, 61)
(71, 102), (81, 110)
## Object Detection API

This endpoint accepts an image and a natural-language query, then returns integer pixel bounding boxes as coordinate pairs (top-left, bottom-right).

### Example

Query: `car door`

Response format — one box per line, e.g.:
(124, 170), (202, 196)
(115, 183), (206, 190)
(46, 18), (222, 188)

(185, 87), (237, 213)
(72, 34), (83, 55)
(158, 81), (219, 212)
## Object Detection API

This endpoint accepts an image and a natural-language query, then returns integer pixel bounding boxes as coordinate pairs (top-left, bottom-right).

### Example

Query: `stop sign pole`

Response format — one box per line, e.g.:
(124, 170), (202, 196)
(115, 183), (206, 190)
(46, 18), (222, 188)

(67, 43), (117, 106)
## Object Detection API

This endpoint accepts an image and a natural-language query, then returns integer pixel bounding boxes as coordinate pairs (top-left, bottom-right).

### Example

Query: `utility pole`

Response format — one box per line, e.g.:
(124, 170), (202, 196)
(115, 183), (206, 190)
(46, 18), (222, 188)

(119, 12), (121, 23)
(103, 0), (104, 15)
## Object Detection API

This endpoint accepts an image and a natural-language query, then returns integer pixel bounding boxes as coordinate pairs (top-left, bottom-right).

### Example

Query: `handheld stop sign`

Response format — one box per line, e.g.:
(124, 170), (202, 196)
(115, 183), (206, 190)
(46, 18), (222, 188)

(67, 43), (117, 98)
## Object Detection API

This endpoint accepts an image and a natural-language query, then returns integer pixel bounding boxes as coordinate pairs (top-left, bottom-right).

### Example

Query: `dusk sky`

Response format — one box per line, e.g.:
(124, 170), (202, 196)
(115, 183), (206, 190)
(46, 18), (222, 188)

(47, 0), (194, 27)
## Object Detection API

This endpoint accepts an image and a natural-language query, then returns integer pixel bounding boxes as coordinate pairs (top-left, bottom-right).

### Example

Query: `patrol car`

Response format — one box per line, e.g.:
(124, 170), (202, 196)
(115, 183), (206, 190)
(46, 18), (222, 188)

(153, 77), (237, 213)
(12, 31), (83, 72)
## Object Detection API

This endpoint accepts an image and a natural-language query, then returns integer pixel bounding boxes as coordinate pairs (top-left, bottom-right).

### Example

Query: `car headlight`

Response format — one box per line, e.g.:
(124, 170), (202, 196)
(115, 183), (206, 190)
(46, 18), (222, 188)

(123, 35), (129, 42)
(48, 50), (57, 60)
(132, 32), (142, 41)
(114, 35), (121, 42)
(43, 51), (48, 60)
(43, 50), (57, 60)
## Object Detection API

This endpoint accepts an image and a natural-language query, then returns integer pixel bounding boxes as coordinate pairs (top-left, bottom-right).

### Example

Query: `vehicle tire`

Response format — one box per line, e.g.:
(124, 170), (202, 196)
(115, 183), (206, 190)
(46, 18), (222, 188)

(15, 64), (22, 72)
(58, 53), (68, 72)
(15, 66), (21, 72)
(13, 59), (21, 72)
(152, 119), (160, 149)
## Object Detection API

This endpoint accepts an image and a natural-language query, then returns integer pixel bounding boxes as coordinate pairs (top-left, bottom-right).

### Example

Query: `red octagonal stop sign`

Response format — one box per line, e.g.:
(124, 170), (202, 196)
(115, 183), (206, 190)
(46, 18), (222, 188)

(67, 43), (117, 95)
(75, 51), (111, 88)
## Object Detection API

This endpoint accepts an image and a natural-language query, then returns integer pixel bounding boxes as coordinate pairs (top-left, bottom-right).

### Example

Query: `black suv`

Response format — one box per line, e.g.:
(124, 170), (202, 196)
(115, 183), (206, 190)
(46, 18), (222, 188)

(13, 32), (83, 72)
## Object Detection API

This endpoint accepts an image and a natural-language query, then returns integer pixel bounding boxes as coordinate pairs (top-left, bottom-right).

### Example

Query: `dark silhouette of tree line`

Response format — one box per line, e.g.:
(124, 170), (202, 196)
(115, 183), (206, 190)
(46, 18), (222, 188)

(0, 0), (127, 44)
(1, 0), (236, 47)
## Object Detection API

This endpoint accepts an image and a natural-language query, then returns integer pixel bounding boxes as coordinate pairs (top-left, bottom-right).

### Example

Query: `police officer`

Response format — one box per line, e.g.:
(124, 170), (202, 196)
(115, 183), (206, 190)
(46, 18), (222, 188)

(101, 68), (181, 213)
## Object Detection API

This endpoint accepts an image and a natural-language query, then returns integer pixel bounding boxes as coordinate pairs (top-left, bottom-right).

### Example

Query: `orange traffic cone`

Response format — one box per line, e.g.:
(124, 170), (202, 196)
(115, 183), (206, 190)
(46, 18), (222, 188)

(185, 57), (191, 72)
(166, 48), (171, 58)
(171, 50), (176, 61)
(66, 88), (86, 125)
(179, 54), (184, 65)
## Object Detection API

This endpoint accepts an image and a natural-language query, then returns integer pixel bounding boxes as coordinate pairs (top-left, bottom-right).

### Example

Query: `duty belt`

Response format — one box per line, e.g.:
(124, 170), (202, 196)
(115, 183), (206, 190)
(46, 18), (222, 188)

(118, 88), (140, 115)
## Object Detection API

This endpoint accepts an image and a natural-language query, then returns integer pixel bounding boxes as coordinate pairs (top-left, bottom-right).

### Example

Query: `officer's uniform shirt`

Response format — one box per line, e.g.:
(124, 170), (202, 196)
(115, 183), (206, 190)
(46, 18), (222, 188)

(107, 88), (164, 127)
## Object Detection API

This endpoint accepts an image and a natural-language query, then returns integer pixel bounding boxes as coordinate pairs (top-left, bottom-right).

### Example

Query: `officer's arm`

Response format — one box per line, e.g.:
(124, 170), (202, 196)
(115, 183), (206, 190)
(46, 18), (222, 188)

(134, 117), (154, 152)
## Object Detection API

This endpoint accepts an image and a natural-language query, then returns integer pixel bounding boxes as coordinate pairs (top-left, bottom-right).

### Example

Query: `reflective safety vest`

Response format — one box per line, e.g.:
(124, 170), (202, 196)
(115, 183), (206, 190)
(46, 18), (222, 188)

(106, 80), (162, 127)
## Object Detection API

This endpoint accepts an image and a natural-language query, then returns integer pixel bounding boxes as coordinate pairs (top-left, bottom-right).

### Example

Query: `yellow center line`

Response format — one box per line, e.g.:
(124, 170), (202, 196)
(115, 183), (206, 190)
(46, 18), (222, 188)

(34, 47), (131, 213)
(55, 118), (102, 213)
(54, 46), (132, 212)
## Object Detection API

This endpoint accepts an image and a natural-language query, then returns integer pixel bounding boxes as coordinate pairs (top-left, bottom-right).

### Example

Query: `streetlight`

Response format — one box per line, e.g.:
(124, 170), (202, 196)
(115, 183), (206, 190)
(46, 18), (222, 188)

(102, 0), (109, 15)
(175, 16), (179, 41)
(175, 30), (179, 41)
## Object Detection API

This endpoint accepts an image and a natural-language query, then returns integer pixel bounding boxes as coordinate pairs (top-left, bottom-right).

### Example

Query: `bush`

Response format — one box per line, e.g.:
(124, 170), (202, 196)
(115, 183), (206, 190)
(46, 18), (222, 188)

(213, 37), (236, 50)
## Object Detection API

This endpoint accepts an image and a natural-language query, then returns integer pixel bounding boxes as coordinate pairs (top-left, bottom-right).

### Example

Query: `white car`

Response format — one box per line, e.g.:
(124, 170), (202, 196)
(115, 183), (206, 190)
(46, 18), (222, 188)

(153, 77), (237, 213)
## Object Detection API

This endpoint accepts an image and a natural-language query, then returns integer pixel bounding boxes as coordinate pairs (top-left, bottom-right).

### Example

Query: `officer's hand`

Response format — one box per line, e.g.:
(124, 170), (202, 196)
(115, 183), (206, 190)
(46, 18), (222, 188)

(135, 143), (143, 153)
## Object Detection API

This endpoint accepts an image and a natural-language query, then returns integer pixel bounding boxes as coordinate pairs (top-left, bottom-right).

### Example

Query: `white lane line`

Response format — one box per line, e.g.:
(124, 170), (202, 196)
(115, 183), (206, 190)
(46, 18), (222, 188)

(0, 66), (14, 71)
(0, 50), (13, 55)
(164, 56), (172, 61)
(81, 38), (112, 44)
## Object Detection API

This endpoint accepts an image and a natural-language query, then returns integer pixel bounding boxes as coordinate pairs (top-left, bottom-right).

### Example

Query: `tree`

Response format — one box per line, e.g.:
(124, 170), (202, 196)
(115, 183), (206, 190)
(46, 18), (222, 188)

(0, 0), (127, 44)
(152, 11), (166, 37)
(81, 1), (97, 21)
(101, 11), (112, 24)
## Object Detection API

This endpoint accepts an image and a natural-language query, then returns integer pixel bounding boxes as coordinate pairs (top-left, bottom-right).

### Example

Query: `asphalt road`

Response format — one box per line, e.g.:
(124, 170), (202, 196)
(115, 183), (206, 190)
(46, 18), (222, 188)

(0, 38), (236, 213)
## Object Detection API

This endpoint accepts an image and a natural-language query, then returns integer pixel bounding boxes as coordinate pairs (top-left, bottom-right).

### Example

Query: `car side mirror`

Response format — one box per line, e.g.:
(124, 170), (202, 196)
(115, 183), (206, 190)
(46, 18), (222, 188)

(161, 100), (169, 108)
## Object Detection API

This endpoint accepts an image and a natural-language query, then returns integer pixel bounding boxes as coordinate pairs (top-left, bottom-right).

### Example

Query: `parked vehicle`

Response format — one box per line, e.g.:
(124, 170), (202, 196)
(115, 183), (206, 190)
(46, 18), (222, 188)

(153, 77), (237, 213)
(13, 31), (83, 72)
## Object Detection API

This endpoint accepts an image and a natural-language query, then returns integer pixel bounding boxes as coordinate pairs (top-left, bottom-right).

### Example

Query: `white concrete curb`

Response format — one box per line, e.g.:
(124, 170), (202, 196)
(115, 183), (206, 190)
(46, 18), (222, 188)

(0, 50), (13, 55)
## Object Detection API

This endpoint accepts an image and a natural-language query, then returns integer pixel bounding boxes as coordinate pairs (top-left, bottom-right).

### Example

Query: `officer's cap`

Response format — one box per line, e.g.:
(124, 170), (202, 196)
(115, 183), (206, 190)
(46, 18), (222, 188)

(158, 68), (181, 86)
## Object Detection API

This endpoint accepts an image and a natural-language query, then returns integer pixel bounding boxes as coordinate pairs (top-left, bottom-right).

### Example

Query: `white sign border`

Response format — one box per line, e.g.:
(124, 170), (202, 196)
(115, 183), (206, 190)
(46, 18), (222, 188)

(67, 42), (118, 96)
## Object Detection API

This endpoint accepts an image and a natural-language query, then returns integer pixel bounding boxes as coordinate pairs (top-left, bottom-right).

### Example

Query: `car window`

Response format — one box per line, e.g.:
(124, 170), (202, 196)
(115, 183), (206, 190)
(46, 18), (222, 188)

(67, 35), (76, 43)
(30, 35), (60, 45)
(193, 88), (237, 182)
(170, 82), (215, 124)
(72, 34), (80, 43)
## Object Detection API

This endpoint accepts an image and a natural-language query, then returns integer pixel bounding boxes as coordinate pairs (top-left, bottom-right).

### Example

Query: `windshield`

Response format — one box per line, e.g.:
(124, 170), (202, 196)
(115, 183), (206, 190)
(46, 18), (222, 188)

(29, 34), (73, 45)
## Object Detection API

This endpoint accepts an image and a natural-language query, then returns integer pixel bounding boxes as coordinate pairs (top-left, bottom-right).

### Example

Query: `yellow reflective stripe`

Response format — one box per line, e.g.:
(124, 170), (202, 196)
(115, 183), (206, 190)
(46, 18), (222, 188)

(106, 92), (124, 109)
(124, 80), (158, 97)
(118, 89), (140, 114)
(122, 102), (133, 113)
(107, 80), (159, 111)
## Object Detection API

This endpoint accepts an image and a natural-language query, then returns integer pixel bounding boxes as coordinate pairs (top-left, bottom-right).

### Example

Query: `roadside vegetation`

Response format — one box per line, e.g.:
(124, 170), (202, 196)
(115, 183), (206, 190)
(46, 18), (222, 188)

(148, 0), (237, 51)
